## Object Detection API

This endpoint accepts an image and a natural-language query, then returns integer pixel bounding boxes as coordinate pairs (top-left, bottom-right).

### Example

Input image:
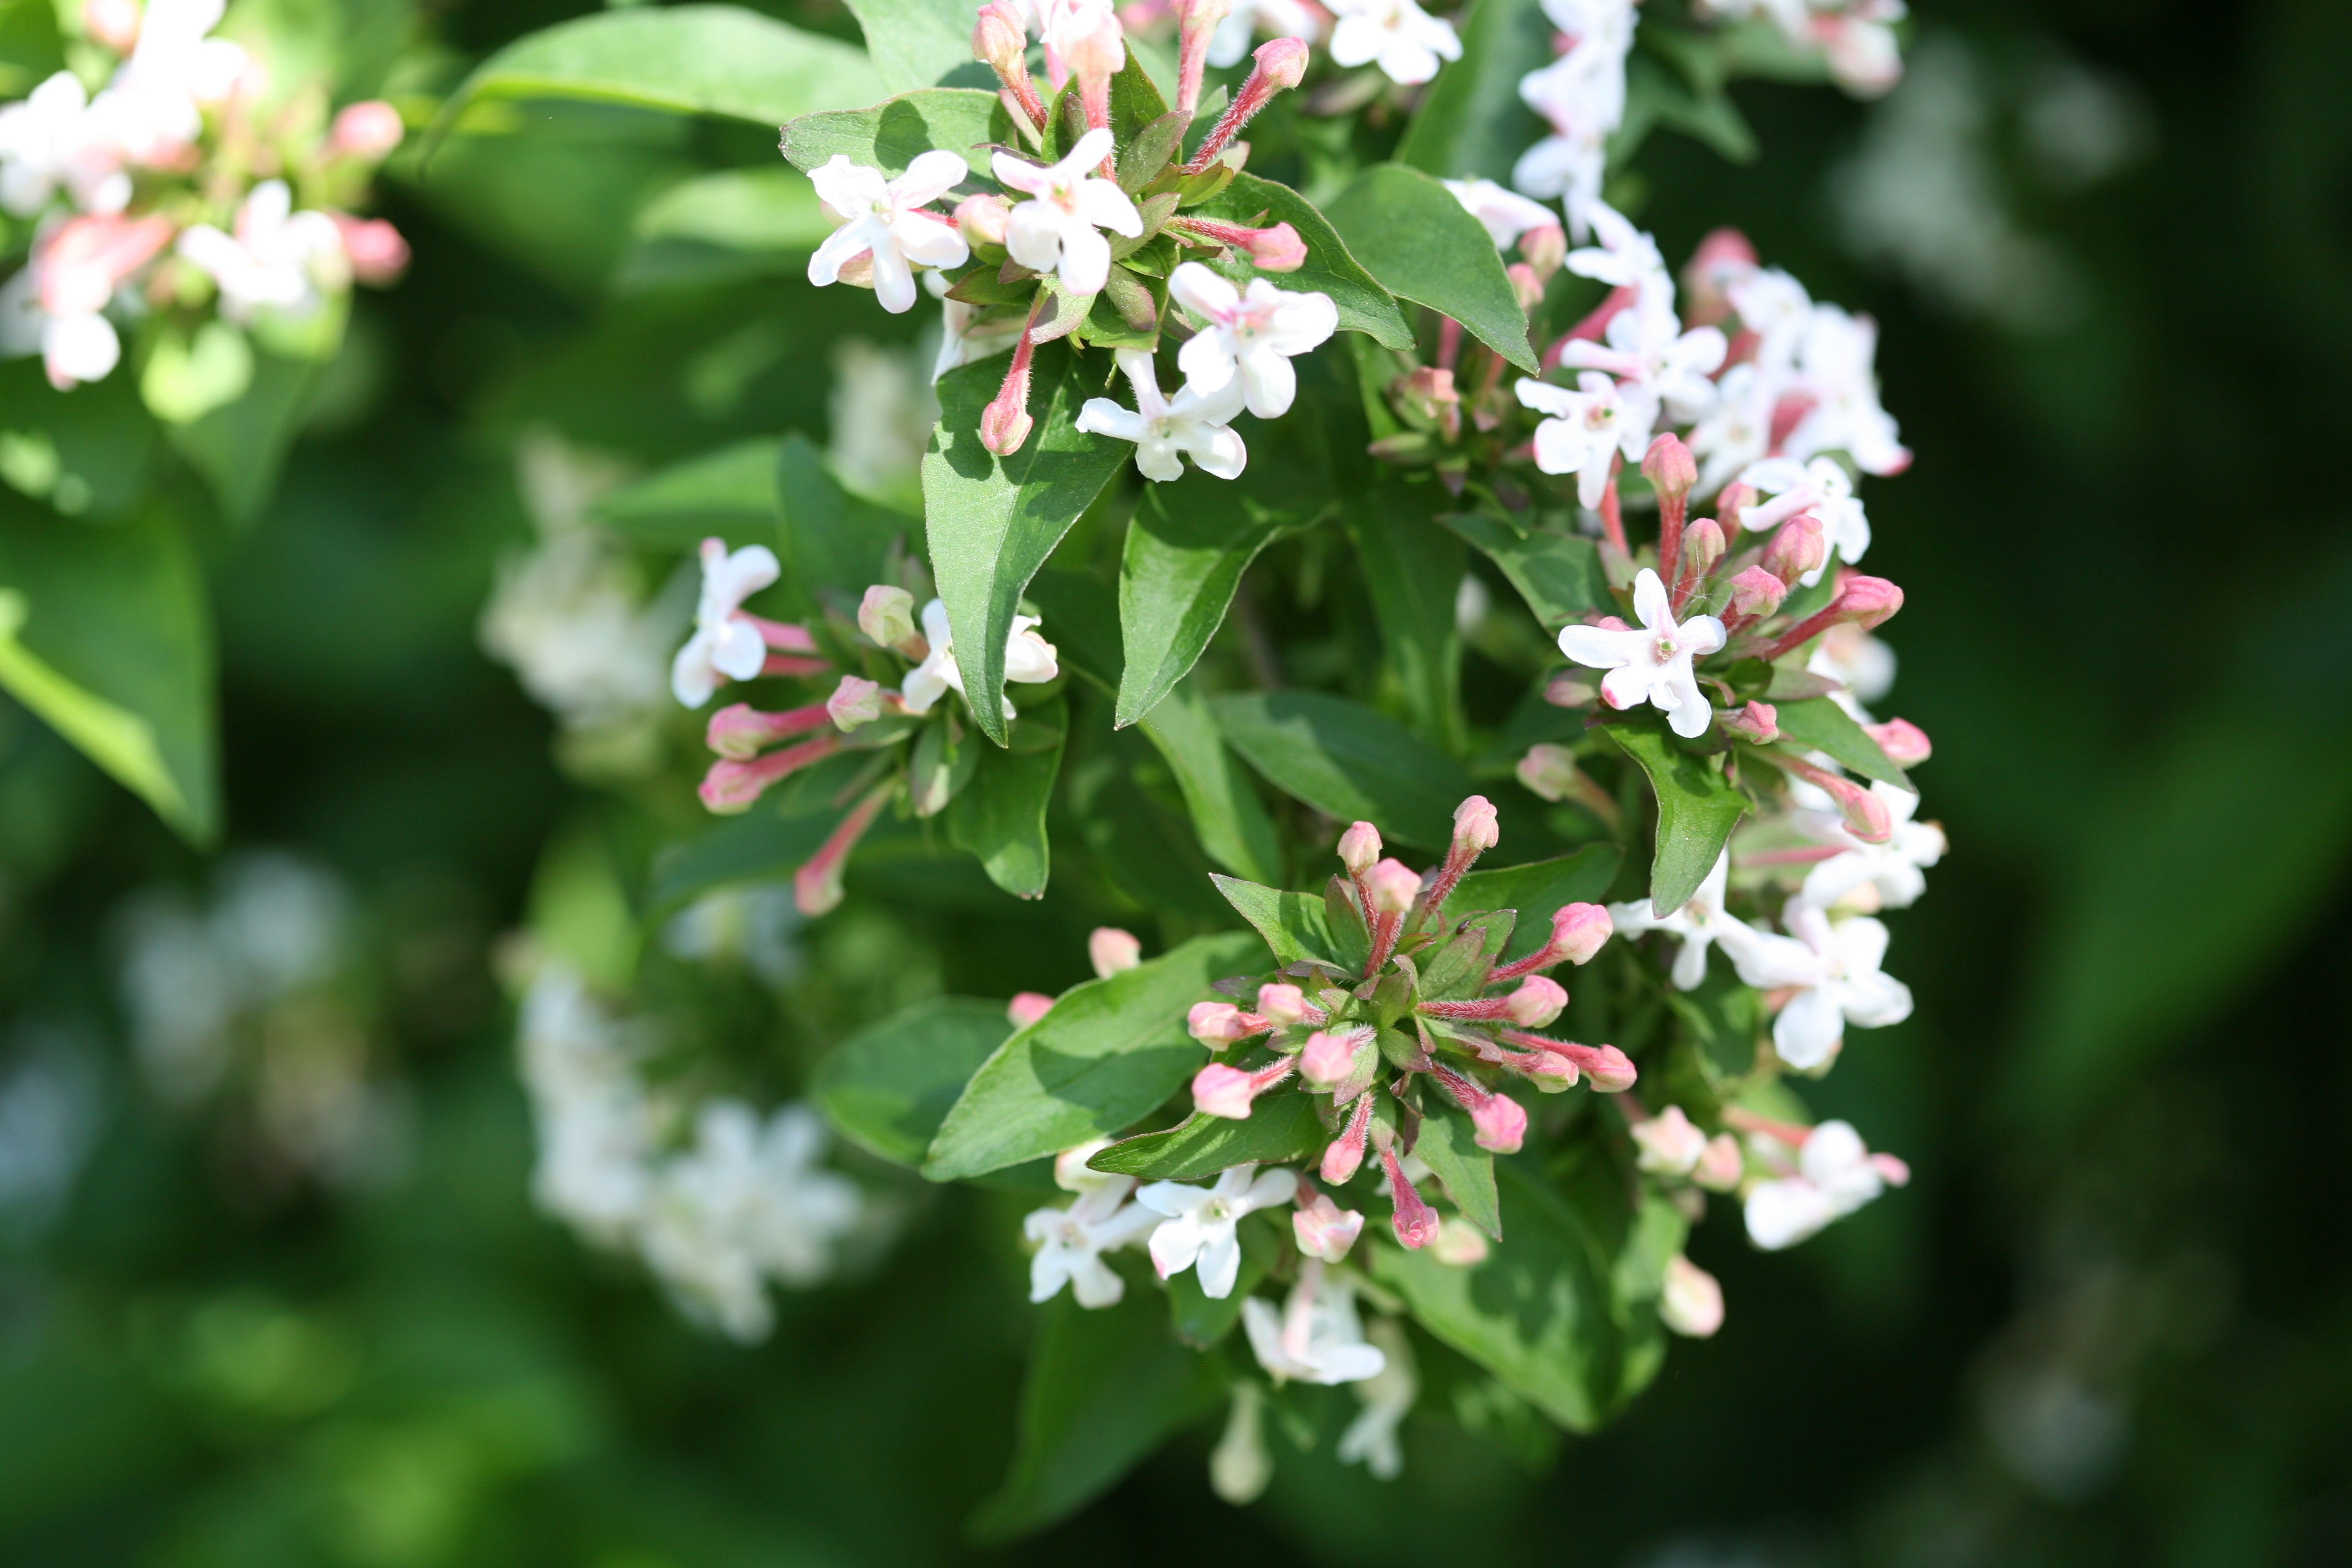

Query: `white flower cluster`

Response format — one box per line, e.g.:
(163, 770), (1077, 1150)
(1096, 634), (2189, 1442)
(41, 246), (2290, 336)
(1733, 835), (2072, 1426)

(1325, 0), (1461, 86)
(1694, 0), (1907, 97)
(515, 962), (873, 1342)
(1510, 0), (1638, 230)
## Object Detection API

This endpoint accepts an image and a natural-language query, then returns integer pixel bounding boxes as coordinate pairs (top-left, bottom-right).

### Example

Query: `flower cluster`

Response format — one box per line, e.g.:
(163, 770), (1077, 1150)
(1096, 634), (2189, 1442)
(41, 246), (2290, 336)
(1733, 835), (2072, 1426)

(0, 0), (407, 391)
(1512, 0), (1637, 225)
(1694, 0), (1908, 97)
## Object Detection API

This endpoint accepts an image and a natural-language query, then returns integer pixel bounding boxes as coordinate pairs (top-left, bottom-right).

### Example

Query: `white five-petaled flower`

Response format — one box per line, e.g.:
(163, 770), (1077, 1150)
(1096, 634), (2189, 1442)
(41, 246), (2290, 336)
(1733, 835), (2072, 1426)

(1075, 347), (1248, 483)
(1729, 903), (1913, 1070)
(992, 129), (1140, 298)
(1564, 198), (1668, 297)
(1809, 622), (1897, 721)
(1023, 1175), (1159, 1308)
(1510, 1), (1634, 227)
(1335, 1316), (1416, 1476)
(807, 151), (971, 315)
(899, 596), (1060, 721)
(1559, 298), (1728, 428)
(1743, 1118), (1906, 1251)
(1610, 850), (1749, 985)
(1557, 568), (1728, 739)
(670, 538), (781, 708)
(175, 179), (344, 323)
(1137, 1163), (1295, 1299)
(1796, 780), (1945, 912)
(1167, 262), (1337, 419)
(1785, 303), (1910, 476)
(1443, 178), (1561, 251)
(1738, 455), (1870, 583)
(1326, 0), (1463, 85)
(0, 72), (131, 216)
(1517, 371), (1645, 508)
(1242, 1268), (1388, 1384)
(100, 0), (251, 165)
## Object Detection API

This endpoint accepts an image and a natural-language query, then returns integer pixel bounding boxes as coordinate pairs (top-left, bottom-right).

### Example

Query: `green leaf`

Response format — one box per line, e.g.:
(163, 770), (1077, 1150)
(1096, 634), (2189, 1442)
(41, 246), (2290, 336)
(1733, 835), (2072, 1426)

(1210, 873), (1362, 973)
(593, 435), (781, 549)
(1371, 1161), (1624, 1431)
(1188, 172), (1413, 352)
(1442, 511), (1610, 630)
(0, 361), (153, 519)
(971, 1283), (1224, 1541)
(1394, 0), (1551, 183)
(1602, 721), (1747, 915)
(632, 168), (831, 254)
(1210, 690), (1476, 851)
(1136, 680), (1283, 884)
(924, 340), (1126, 746)
(0, 503), (215, 842)
(813, 998), (1011, 1166)
(1349, 496), (1465, 750)
(1115, 469), (1302, 728)
(1415, 1104), (1502, 1239)
(1446, 845), (1626, 961)
(780, 87), (1010, 181)
(948, 698), (1068, 897)
(1321, 164), (1539, 374)
(1087, 1092), (1327, 1180)
(776, 434), (919, 611)
(924, 930), (1265, 1180)
(164, 345), (315, 526)
(1769, 695), (1910, 790)
(434, 6), (882, 139)
(140, 318), (253, 424)
(841, 0), (997, 94)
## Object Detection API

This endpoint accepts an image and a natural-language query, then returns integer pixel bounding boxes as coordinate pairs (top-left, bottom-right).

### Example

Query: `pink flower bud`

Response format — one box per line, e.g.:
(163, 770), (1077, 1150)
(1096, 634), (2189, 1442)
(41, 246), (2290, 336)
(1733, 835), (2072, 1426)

(973, 0), (1028, 72)
(1381, 1145), (1441, 1250)
(1631, 1106), (1708, 1175)
(330, 216), (408, 285)
(1515, 1049), (1578, 1091)
(1681, 226), (1757, 328)
(1694, 1133), (1744, 1191)
(1506, 262), (1545, 312)
(1642, 432), (1697, 504)
(1573, 1043), (1637, 1091)
(1817, 771), (1893, 842)
(1659, 1254), (1724, 1338)
(1520, 222), (1566, 279)
(954, 192), (1009, 247)
(1721, 700), (1778, 744)
(330, 100), (405, 159)
(1299, 1028), (1362, 1089)
(1871, 1152), (1913, 1186)
(1188, 1001), (1271, 1047)
(1254, 34), (1310, 89)
(1366, 859), (1420, 916)
(1837, 575), (1903, 629)
(1515, 742), (1580, 803)
(1337, 821), (1382, 874)
(1322, 1093), (1373, 1183)
(706, 701), (829, 759)
(827, 676), (884, 732)
(1191, 1063), (1257, 1118)
(1866, 717), (1932, 766)
(1469, 1090), (1528, 1155)
(857, 584), (918, 650)
(1680, 516), (1725, 581)
(1548, 902), (1613, 965)
(1292, 1193), (1364, 1262)
(1544, 672), (1598, 708)
(981, 331), (1037, 456)
(1452, 794), (1501, 853)
(791, 782), (892, 916)
(1238, 222), (1306, 272)
(1088, 926), (1142, 977)
(1256, 983), (1310, 1025)
(697, 734), (838, 813)
(1725, 565), (1788, 622)
(1715, 481), (1758, 537)
(81, 0), (140, 53)
(1762, 514), (1826, 585)
(1506, 976), (1567, 1028)
(1008, 992), (1056, 1027)
(1432, 1218), (1490, 1265)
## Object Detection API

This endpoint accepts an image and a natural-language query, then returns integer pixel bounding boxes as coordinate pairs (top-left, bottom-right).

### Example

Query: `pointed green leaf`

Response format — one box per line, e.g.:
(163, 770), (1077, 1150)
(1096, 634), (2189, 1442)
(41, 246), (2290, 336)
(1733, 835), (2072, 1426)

(841, 0), (997, 94)
(1189, 172), (1414, 352)
(813, 998), (1011, 1166)
(948, 698), (1068, 897)
(1769, 695), (1911, 790)
(1087, 1091), (1328, 1180)
(1415, 1104), (1502, 1239)
(1349, 497), (1465, 750)
(1602, 721), (1748, 915)
(1210, 872), (1359, 971)
(1136, 680), (1283, 884)
(1210, 689), (1475, 851)
(1442, 510), (1610, 630)
(780, 86), (1010, 181)
(1321, 164), (1538, 373)
(594, 435), (781, 549)
(1115, 470), (1303, 727)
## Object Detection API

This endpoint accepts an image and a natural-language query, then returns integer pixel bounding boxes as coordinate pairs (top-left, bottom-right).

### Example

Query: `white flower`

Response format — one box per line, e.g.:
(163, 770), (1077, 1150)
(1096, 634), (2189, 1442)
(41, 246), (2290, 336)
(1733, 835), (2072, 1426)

(1023, 1177), (1158, 1307)
(1738, 454), (1869, 582)
(0, 268), (121, 389)
(1784, 303), (1909, 476)
(1809, 623), (1896, 720)
(1137, 1163), (1296, 1299)
(1563, 198), (1668, 296)
(1443, 178), (1560, 250)
(1762, 903), (1913, 1070)
(1243, 1268), (1388, 1384)
(806, 151), (970, 314)
(899, 596), (1059, 720)
(176, 179), (344, 323)
(992, 129), (1140, 298)
(1559, 297), (1727, 427)
(1517, 371), (1646, 508)
(516, 962), (659, 1241)
(1510, 126), (1605, 225)
(1167, 262), (1336, 418)
(1327, 0), (1462, 86)
(99, 0), (250, 165)
(1207, 0), (1325, 67)
(1074, 347), (1248, 483)
(669, 537), (781, 708)
(0, 72), (130, 216)
(1511, 2), (1632, 226)
(1610, 850), (1749, 986)
(480, 531), (674, 731)
(1687, 361), (1773, 495)
(1796, 780), (1945, 911)
(1728, 265), (1814, 374)
(1336, 1316), (1416, 1476)
(1743, 1118), (1904, 1250)
(1556, 568), (1728, 739)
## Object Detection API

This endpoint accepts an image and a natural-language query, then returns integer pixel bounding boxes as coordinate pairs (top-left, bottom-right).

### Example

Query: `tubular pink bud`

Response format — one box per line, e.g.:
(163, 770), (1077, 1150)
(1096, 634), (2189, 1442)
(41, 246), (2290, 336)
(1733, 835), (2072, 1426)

(973, 1), (1028, 73)
(981, 352), (1035, 455)
(1681, 517), (1726, 581)
(1505, 976), (1567, 1028)
(706, 701), (829, 759)
(827, 676), (884, 731)
(1499, 1047), (1578, 1091)
(1544, 672), (1598, 708)
(1501, 1031), (1635, 1091)
(954, 192), (1009, 247)
(1521, 222), (1566, 279)
(330, 99), (405, 159)
(1721, 700), (1778, 744)
(1470, 1091), (1528, 1154)
(1188, 1001), (1274, 1048)
(1631, 1106), (1708, 1174)
(1723, 565), (1788, 631)
(1321, 1093), (1374, 1183)
(1491, 902), (1613, 981)
(1714, 480), (1758, 538)
(1643, 432), (1697, 530)
(1174, 0), (1234, 116)
(1292, 1192), (1365, 1262)
(1256, 982), (1314, 1026)
(857, 584), (919, 652)
(1866, 717), (1932, 766)
(1762, 576), (1905, 663)
(1168, 214), (1306, 271)
(1452, 794), (1501, 853)
(792, 780), (895, 916)
(1300, 1027), (1368, 1090)
(1059, 3), (1125, 137)
(1337, 821), (1382, 875)
(1381, 1145), (1441, 1249)
(1506, 262), (1545, 312)
(698, 733), (839, 812)
(1194, 1057), (1295, 1118)
(1694, 1132), (1744, 1191)
(1683, 227), (1758, 328)
(1008, 991), (1056, 1027)
(1253, 32), (1310, 89)
(1761, 514), (1826, 586)
(331, 216), (408, 284)
(1089, 927), (1142, 976)
(1366, 859), (1420, 916)
(1754, 752), (1893, 842)
(1515, 742), (1579, 802)
(1180, 37), (1308, 173)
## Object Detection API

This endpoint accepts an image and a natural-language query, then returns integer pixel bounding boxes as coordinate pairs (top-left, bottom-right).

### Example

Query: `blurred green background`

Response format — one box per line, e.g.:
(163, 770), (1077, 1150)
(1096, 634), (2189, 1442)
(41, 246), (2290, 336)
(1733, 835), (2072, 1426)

(4, 0), (2351, 1562)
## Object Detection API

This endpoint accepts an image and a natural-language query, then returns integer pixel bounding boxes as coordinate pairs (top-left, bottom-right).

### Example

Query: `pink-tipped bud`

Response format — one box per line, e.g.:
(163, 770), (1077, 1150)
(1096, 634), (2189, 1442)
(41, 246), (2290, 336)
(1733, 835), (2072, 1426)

(1871, 1152), (1913, 1186)
(1515, 742), (1580, 803)
(1725, 565), (1787, 621)
(973, 1), (1028, 72)
(1544, 672), (1598, 708)
(981, 390), (1033, 456)
(1257, 983), (1310, 1026)
(1008, 991), (1056, 1027)
(1381, 1145), (1440, 1249)
(1337, 821), (1382, 875)
(707, 701), (828, 759)
(331, 216), (409, 285)
(1549, 902), (1613, 965)
(1721, 700), (1778, 744)
(1238, 222), (1306, 271)
(1300, 1028), (1365, 1090)
(1515, 1049), (1578, 1091)
(1452, 794), (1501, 853)
(954, 193), (1009, 247)
(1292, 1192), (1364, 1262)
(1660, 1254), (1724, 1338)
(1683, 227), (1758, 327)
(1506, 262), (1545, 312)
(1469, 1090), (1528, 1155)
(1817, 771), (1893, 842)
(330, 100), (405, 159)
(1191, 1063), (1258, 1119)
(1180, 37), (1309, 173)
(81, 0), (140, 53)
(1506, 976), (1567, 1028)
(1681, 517), (1726, 581)
(827, 676), (884, 732)
(1574, 1043), (1637, 1092)
(1432, 1219), (1489, 1265)
(1866, 717), (1932, 766)
(1366, 859), (1420, 916)
(1188, 1001), (1271, 1048)
(858, 584), (918, 650)
(1631, 1105), (1708, 1175)
(1642, 433), (1697, 504)
(1762, 514), (1827, 585)
(1322, 1094), (1374, 1183)
(1834, 575), (1904, 631)
(1521, 222), (1566, 279)
(1253, 34), (1309, 89)
(1694, 1133), (1744, 1191)
(1089, 927), (1142, 977)
(1714, 480), (1757, 535)
(697, 734), (837, 813)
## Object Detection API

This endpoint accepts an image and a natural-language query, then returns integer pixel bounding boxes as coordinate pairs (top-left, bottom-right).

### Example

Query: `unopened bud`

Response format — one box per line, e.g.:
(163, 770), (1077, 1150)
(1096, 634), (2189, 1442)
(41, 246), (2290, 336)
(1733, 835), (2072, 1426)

(1762, 514), (1826, 584)
(331, 215), (409, 284)
(1694, 1132), (1744, 1191)
(1515, 742), (1580, 802)
(1642, 433), (1697, 505)
(1578, 1043), (1637, 1091)
(858, 584), (918, 650)
(1252, 34), (1309, 90)
(1682, 226), (1758, 327)
(1721, 700), (1778, 744)
(828, 676), (884, 732)
(1300, 1028), (1365, 1089)
(1431, 1218), (1490, 1265)
(954, 192), (1009, 247)
(1817, 771), (1893, 842)
(1506, 976), (1567, 1028)
(1008, 991), (1055, 1027)
(1381, 1145), (1440, 1249)
(1191, 1063), (1258, 1118)
(1322, 1096), (1373, 1183)
(1834, 575), (1904, 631)
(330, 99), (405, 159)
(1337, 821), (1382, 875)
(973, 1), (1028, 72)
(1188, 1000), (1268, 1047)
(1507, 261), (1545, 312)
(1366, 859), (1420, 916)
(1547, 902), (1613, 966)
(1257, 982), (1310, 1025)
(1052, 1137), (1112, 1189)
(1631, 1105), (1708, 1175)
(1057, 2), (1125, 89)
(1521, 222), (1566, 279)
(1469, 1089), (1529, 1154)
(1544, 672), (1598, 708)
(1725, 565), (1787, 621)
(1659, 1254), (1725, 1338)
(1238, 222), (1305, 271)
(981, 383), (1033, 455)
(1292, 1192), (1364, 1262)
(1518, 1049), (1579, 1091)
(1866, 717), (1932, 766)
(1715, 481), (1757, 536)
(1088, 926), (1142, 977)
(1452, 794), (1500, 852)
(1680, 516), (1725, 581)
